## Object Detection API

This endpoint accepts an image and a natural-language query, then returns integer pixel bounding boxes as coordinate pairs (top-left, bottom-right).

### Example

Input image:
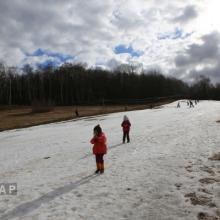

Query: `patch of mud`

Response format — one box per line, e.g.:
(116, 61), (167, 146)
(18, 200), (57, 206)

(185, 165), (193, 172)
(200, 166), (215, 176)
(185, 192), (215, 207)
(198, 212), (220, 220)
(198, 188), (213, 195)
(183, 159), (220, 219)
(43, 156), (51, 159)
(199, 178), (220, 184)
(209, 153), (220, 161)
(175, 183), (182, 190)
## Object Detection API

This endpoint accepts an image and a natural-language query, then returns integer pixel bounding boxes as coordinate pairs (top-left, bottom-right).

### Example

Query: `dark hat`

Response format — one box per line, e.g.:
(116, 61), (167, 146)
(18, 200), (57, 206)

(93, 124), (102, 134)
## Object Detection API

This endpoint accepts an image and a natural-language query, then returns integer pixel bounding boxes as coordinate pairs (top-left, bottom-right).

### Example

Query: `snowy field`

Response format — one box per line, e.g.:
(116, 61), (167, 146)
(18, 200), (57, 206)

(0, 100), (220, 220)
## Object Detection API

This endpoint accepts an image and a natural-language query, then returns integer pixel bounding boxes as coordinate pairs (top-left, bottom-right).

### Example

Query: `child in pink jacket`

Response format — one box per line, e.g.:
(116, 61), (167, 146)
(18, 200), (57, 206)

(121, 115), (131, 143)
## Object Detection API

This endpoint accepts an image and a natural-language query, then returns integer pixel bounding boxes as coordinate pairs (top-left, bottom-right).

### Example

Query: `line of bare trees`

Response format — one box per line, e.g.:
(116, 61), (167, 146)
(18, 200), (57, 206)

(0, 62), (220, 105)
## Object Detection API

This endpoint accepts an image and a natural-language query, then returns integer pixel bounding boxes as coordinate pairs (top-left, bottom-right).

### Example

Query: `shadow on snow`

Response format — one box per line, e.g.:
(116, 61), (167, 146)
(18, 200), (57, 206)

(0, 174), (98, 220)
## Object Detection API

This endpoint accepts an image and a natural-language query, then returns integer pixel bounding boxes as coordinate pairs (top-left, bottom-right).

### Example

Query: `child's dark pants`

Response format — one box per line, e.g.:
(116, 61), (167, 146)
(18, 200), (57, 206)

(95, 154), (104, 173)
(95, 154), (104, 164)
(123, 131), (130, 143)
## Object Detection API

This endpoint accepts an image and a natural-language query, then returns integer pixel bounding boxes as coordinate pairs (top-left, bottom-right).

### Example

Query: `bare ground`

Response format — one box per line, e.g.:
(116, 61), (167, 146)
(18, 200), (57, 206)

(198, 212), (220, 220)
(209, 153), (220, 161)
(0, 100), (171, 131)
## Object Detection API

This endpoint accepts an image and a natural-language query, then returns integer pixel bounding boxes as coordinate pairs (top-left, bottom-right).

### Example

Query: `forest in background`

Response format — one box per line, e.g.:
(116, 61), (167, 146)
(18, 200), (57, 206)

(0, 62), (220, 106)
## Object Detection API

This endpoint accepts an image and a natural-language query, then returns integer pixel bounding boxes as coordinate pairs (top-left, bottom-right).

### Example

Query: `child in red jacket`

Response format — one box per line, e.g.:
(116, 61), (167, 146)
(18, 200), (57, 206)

(90, 125), (107, 174)
(121, 115), (131, 143)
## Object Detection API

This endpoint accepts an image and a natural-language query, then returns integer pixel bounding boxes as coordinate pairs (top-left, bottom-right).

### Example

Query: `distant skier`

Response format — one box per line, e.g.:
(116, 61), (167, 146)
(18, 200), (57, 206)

(121, 115), (131, 143)
(177, 102), (180, 108)
(189, 100), (194, 108)
(90, 124), (107, 174)
(75, 108), (79, 117)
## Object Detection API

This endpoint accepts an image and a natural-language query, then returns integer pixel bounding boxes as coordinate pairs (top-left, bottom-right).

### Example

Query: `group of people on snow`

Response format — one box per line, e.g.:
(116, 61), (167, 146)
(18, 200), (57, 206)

(177, 100), (199, 108)
(91, 99), (200, 174)
(90, 115), (131, 174)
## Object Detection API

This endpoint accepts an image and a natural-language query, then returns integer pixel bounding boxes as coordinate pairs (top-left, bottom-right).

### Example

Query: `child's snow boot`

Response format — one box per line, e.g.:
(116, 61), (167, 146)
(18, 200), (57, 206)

(100, 163), (104, 174)
(94, 163), (100, 174)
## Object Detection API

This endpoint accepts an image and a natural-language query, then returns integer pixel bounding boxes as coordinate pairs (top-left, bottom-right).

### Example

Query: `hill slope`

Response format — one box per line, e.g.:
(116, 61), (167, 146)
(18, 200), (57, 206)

(0, 100), (220, 220)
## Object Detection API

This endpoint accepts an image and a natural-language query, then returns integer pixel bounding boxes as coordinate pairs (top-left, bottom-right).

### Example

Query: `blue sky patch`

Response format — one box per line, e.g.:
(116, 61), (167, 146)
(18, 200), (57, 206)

(114, 45), (144, 57)
(36, 59), (61, 69)
(25, 48), (74, 68)
(30, 48), (74, 62)
(158, 28), (193, 40)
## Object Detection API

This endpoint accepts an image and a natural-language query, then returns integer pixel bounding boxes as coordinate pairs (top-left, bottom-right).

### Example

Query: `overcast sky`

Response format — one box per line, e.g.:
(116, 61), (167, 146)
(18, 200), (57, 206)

(0, 0), (220, 83)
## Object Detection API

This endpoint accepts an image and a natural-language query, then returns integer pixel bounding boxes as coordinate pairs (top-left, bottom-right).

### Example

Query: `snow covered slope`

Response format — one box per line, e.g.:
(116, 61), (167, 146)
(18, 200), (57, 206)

(0, 100), (220, 220)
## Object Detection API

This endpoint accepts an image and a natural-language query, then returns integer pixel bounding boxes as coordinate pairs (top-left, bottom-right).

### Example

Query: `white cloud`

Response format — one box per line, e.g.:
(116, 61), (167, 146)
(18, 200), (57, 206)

(0, 0), (220, 82)
(173, 32), (220, 83)
(172, 5), (198, 24)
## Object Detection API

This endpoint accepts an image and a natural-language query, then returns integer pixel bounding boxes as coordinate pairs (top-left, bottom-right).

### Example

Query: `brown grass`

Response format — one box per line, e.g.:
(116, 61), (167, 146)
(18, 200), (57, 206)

(0, 100), (172, 131)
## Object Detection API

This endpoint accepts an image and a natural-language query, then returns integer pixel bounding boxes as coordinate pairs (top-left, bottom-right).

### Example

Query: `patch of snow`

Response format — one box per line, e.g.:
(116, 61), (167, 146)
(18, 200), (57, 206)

(0, 100), (220, 220)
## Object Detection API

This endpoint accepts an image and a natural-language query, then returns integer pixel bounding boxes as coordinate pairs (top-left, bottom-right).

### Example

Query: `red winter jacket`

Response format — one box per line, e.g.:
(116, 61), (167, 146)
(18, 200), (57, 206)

(90, 132), (107, 155)
(121, 120), (131, 133)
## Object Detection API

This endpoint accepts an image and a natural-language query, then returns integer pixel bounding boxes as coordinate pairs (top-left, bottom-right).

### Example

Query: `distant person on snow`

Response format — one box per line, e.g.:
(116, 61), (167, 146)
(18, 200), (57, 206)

(121, 115), (131, 143)
(189, 100), (194, 108)
(177, 102), (180, 108)
(75, 108), (79, 117)
(90, 124), (107, 174)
